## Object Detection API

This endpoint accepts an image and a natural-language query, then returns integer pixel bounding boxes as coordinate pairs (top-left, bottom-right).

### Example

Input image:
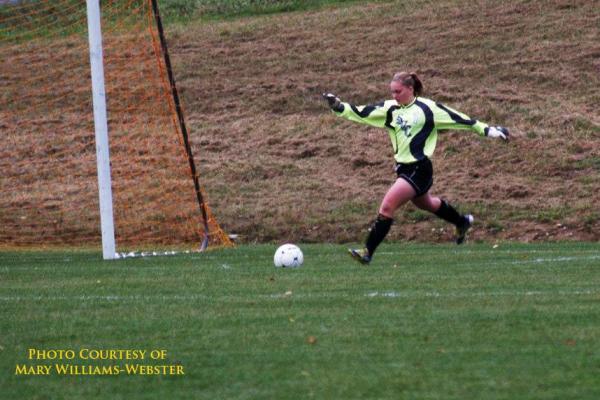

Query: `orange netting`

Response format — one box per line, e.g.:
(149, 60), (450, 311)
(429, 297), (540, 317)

(0, 0), (232, 251)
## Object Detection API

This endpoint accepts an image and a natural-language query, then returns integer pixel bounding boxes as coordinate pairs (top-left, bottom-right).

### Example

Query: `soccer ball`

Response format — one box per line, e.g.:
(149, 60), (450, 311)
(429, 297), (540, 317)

(274, 244), (303, 268)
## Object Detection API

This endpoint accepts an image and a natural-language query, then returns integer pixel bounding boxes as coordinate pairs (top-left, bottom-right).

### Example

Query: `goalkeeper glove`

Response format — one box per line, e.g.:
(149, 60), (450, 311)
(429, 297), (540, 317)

(486, 126), (510, 141)
(322, 93), (344, 112)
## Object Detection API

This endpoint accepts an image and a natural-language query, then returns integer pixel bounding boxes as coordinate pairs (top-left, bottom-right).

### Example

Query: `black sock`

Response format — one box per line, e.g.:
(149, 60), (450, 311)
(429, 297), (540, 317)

(434, 199), (464, 226)
(365, 214), (393, 256)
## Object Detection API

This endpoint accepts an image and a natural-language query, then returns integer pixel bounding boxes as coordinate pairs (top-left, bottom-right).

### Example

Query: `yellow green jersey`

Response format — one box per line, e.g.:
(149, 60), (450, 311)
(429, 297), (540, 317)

(334, 97), (490, 164)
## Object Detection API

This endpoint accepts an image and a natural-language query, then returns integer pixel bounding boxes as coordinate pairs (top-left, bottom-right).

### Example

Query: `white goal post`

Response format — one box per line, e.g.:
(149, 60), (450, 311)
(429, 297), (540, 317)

(86, 0), (116, 260)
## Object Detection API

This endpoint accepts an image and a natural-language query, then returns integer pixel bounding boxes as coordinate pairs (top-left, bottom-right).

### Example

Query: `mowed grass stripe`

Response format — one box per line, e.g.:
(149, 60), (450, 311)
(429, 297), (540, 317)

(1, 288), (600, 303)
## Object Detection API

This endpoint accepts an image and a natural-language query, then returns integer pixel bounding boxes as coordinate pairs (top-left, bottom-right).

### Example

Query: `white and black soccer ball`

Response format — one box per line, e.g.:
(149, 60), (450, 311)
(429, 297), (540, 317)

(273, 244), (303, 268)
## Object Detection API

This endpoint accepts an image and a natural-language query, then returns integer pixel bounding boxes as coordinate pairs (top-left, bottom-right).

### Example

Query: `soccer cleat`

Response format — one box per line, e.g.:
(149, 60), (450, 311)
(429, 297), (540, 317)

(348, 248), (372, 265)
(455, 214), (474, 245)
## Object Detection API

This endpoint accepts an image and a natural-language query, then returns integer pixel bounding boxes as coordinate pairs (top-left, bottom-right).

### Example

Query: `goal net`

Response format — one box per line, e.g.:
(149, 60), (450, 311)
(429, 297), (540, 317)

(0, 0), (232, 255)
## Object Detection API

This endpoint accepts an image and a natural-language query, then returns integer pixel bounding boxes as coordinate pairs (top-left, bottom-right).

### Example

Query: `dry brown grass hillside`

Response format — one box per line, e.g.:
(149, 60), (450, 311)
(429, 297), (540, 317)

(166, 0), (599, 244)
(1, 0), (598, 248)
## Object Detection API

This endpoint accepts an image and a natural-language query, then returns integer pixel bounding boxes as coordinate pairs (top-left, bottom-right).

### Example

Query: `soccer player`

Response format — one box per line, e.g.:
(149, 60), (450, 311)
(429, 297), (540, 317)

(323, 71), (509, 265)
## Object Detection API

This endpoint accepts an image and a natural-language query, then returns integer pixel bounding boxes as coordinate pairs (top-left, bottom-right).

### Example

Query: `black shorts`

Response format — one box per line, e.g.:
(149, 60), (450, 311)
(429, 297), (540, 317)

(395, 158), (433, 197)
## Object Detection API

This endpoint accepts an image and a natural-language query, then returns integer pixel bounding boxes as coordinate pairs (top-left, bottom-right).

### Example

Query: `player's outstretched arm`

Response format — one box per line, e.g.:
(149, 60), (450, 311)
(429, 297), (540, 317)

(322, 92), (389, 129)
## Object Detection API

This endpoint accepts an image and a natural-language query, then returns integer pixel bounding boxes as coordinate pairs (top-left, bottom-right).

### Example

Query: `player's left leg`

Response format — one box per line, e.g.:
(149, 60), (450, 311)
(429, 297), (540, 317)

(412, 194), (473, 244)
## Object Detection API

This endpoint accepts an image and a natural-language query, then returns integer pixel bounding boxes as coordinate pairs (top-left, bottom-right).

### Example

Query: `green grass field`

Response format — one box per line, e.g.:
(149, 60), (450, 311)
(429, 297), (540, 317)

(2, 242), (600, 399)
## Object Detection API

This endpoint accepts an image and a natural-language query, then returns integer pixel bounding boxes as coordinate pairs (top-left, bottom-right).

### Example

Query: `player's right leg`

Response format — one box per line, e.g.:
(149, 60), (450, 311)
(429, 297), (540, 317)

(349, 178), (415, 265)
